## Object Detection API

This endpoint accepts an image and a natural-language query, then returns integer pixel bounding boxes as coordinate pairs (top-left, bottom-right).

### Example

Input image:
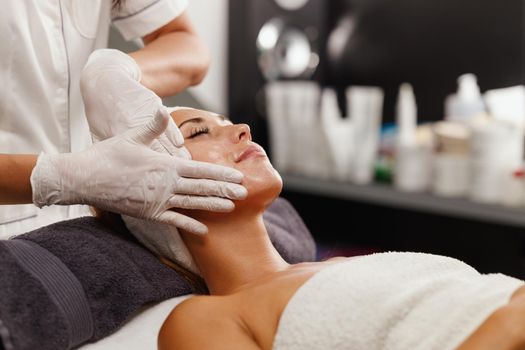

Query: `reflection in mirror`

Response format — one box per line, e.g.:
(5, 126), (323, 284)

(257, 18), (319, 81)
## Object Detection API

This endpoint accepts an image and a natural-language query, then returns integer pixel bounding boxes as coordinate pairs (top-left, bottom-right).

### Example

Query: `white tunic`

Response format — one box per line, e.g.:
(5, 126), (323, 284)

(0, 0), (188, 238)
(273, 252), (524, 350)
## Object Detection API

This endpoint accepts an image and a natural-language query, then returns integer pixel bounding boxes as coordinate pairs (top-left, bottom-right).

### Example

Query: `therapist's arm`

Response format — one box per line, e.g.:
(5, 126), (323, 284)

(0, 154), (37, 204)
(129, 12), (210, 98)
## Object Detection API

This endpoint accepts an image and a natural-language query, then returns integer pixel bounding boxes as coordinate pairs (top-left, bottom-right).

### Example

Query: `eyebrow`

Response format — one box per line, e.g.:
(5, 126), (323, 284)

(178, 117), (203, 128)
(178, 115), (228, 128)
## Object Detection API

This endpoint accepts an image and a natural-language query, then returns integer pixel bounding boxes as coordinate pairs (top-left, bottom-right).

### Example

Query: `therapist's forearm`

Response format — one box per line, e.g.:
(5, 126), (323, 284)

(0, 154), (37, 204)
(129, 32), (210, 98)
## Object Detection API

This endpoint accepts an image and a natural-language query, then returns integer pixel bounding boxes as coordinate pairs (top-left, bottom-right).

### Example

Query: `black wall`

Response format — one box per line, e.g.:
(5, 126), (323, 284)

(327, 0), (524, 122)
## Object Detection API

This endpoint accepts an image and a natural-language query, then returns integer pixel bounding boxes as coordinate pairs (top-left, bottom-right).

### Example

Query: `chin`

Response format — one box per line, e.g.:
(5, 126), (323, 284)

(238, 160), (283, 209)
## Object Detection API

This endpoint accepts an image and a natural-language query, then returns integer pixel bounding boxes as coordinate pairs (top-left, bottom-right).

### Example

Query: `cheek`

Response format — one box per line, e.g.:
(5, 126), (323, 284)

(185, 141), (283, 201)
(186, 142), (231, 166)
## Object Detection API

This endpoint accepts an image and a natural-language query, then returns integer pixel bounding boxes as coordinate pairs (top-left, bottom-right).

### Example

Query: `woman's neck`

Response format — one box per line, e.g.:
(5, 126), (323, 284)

(181, 208), (289, 295)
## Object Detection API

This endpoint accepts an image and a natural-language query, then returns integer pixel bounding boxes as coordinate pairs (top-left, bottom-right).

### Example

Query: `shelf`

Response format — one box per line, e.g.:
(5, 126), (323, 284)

(282, 174), (525, 228)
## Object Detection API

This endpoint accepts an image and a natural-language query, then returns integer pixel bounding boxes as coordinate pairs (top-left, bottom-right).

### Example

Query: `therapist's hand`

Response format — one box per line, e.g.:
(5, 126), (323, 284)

(30, 113), (247, 234)
(80, 48), (186, 157)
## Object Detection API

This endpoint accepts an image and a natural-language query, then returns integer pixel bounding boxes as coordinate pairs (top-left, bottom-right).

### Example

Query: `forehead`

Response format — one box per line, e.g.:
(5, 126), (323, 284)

(171, 108), (227, 127)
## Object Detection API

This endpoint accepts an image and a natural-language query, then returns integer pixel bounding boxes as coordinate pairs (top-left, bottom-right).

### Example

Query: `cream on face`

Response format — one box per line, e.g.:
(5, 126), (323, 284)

(174, 109), (266, 167)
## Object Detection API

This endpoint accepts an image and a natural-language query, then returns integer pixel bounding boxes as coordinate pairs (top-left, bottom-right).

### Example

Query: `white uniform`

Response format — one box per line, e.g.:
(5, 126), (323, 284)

(0, 0), (188, 239)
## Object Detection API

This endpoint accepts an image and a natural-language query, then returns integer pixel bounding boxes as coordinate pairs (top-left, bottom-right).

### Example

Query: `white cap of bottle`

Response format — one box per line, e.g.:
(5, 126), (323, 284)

(445, 73), (485, 123)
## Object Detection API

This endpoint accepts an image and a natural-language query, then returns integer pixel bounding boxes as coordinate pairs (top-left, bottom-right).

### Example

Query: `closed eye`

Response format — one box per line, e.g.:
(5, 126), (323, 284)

(188, 126), (210, 139)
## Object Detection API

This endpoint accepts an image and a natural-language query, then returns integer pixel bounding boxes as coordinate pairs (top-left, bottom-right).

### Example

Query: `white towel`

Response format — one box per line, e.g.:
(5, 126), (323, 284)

(273, 252), (524, 350)
(79, 295), (193, 350)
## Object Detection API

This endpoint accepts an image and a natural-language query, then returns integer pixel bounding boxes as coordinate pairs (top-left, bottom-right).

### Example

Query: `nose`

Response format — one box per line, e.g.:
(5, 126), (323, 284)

(231, 124), (251, 143)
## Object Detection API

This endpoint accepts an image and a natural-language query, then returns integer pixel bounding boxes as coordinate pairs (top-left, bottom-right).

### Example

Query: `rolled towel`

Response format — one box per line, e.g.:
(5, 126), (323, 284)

(0, 216), (194, 350)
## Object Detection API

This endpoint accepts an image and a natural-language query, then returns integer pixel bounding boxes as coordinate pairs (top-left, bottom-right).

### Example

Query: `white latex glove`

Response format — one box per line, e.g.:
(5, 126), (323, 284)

(31, 113), (246, 234)
(80, 49), (248, 235)
(80, 48), (187, 157)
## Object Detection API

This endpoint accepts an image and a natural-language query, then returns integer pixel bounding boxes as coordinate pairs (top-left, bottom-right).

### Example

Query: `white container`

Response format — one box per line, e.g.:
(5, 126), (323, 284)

(396, 83), (417, 146)
(484, 85), (525, 130)
(266, 81), (333, 179)
(432, 154), (470, 197)
(469, 160), (506, 203)
(321, 88), (354, 181)
(431, 121), (471, 197)
(501, 169), (525, 207)
(393, 83), (433, 192)
(395, 144), (433, 192)
(445, 73), (485, 123)
(265, 82), (292, 172)
(469, 117), (524, 204)
(346, 86), (384, 184)
(285, 82), (309, 175)
(291, 82), (332, 179)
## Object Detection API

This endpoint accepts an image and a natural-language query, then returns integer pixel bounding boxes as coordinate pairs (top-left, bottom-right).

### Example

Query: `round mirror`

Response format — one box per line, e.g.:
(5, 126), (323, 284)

(256, 18), (318, 81)
(274, 0), (309, 11)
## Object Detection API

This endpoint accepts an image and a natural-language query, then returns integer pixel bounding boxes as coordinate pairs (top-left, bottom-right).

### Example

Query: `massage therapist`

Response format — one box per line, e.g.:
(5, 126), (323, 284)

(0, 0), (246, 238)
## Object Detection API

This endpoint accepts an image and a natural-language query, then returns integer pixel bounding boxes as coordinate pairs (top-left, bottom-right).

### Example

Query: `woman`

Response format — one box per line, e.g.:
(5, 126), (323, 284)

(158, 108), (525, 350)
(0, 0), (244, 239)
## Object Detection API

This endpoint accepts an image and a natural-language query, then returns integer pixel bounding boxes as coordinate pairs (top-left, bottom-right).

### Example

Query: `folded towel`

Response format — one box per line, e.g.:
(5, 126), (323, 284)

(0, 197), (315, 350)
(273, 252), (524, 350)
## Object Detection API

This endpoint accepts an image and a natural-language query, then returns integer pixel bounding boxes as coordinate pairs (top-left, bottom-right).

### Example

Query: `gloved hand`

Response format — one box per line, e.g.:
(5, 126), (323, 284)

(79, 49), (249, 235)
(31, 113), (246, 234)
(80, 48), (187, 157)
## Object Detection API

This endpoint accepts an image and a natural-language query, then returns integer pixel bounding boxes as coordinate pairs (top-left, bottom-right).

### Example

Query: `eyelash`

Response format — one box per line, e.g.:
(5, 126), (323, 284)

(188, 126), (210, 139)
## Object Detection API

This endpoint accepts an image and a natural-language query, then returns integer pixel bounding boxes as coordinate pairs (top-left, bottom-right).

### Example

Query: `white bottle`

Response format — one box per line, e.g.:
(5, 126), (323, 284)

(347, 86), (384, 185)
(394, 83), (432, 192)
(320, 88), (354, 181)
(469, 116), (524, 204)
(445, 73), (485, 123)
(431, 121), (470, 198)
(265, 82), (292, 173)
(396, 83), (417, 147)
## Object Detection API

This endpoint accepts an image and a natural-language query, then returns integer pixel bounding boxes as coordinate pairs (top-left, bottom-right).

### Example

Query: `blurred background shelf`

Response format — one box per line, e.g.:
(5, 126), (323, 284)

(282, 174), (525, 228)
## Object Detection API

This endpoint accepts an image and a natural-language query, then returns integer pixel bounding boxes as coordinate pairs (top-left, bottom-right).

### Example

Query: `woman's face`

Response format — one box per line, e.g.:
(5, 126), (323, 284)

(171, 108), (282, 209)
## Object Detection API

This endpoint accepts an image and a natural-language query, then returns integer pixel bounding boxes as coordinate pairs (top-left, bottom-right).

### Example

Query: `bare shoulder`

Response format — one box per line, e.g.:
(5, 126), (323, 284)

(158, 296), (261, 350)
(324, 256), (353, 264)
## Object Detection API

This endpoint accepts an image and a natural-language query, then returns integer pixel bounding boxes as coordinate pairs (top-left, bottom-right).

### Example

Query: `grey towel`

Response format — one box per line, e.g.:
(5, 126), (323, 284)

(265, 198), (316, 264)
(0, 197), (315, 350)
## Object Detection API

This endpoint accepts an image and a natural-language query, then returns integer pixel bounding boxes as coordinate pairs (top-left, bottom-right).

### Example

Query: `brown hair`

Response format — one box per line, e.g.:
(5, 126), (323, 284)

(92, 208), (208, 294)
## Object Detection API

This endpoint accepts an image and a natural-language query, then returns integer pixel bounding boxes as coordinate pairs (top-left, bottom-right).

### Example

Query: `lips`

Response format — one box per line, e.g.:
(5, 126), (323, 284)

(236, 144), (267, 162)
